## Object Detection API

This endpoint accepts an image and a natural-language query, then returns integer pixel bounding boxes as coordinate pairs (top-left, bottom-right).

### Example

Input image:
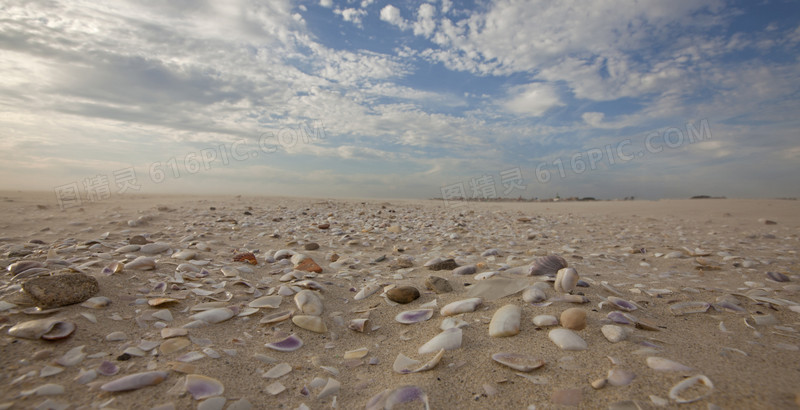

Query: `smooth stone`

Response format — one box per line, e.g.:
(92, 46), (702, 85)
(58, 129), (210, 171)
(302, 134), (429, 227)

(560, 308), (587, 331)
(489, 304), (521, 337)
(452, 265), (477, 276)
(129, 235), (149, 245)
(532, 315), (559, 327)
(601, 325), (627, 343)
(426, 258), (458, 271)
(548, 329), (587, 351)
(425, 276), (452, 293)
(304, 242), (320, 250)
(22, 273), (99, 309)
(386, 286), (420, 304)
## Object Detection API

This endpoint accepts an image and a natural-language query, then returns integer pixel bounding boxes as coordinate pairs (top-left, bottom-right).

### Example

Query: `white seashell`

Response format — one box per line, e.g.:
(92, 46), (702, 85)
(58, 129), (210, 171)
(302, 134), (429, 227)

(669, 375), (714, 403)
(265, 381), (285, 396)
(532, 315), (558, 327)
(491, 352), (545, 372)
(152, 310), (173, 322)
(171, 250), (196, 260)
(248, 295), (282, 309)
(554, 267), (579, 293)
(7, 318), (75, 340)
(101, 371), (168, 392)
(348, 318), (369, 332)
(646, 357), (693, 372)
(185, 374), (224, 400)
(601, 325), (628, 343)
(354, 283), (381, 300)
(366, 386), (429, 410)
(489, 304), (521, 337)
(125, 256), (156, 270)
(529, 254), (568, 276)
(393, 349), (444, 374)
(190, 307), (235, 324)
(292, 315), (327, 333)
(440, 316), (469, 330)
(56, 345), (85, 367)
(260, 310), (292, 324)
(106, 331), (127, 341)
(264, 363), (292, 379)
(548, 329), (587, 351)
(607, 369), (636, 386)
(669, 301), (710, 316)
(344, 347), (369, 359)
(474, 271), (499, 280)
(522, 286), (547, 303)
(395, 309), (434, 324)
(440, 298), (482, 316)
(317, 377), (340, 399)
(606, 296), (637, 311)
(294, 290), (323, 316)
(419, 328), (462, 354)
(21, 383), (65, 396)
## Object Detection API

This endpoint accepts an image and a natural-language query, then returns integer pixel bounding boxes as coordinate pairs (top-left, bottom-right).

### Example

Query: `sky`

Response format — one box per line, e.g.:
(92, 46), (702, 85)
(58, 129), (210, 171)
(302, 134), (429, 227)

(1, 0), (799, 202)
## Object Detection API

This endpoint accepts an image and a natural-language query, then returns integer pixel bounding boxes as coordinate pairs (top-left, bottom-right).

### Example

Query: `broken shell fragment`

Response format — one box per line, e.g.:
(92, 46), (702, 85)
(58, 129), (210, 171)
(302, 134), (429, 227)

(489, 304), (521, 337)
(189, 307), (235, 324)
(529, 254), (568, 276)
(607, 368), (636, 386)
(266, 334), (303, 352)
(185, 374), (224, 400)
(294, 290), (323, 316)
(248, 295), (282, 309)
(554, 267), (579, 293)
(292, 315), (327, 333)
(395, 309), (434, 324)
(419, 327), (462, 354)
(491, 352), (545, 372)
(669, 375), (714, 403)
(440, 298), (482, 316)
(125, 256), (156, 270)
(646, 357), (693, 372)
(260, 310), (292, 325)
(366, 385), (430, 410)
(606, 296), (637, 312)
(101, 371), (168, 392)
(393, 349), (444, 374)
(669, 301), (710, 316)
(348, 318), (369, 332)
(354, 283), (381, 300)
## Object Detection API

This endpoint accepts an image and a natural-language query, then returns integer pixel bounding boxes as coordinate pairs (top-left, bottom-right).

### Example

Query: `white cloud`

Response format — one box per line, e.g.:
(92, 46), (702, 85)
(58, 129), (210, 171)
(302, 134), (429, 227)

(380, 4), (408, 29)
(413, 4), (437, 37)
(335, 8), (367, 26)
(441, 0), (452, 14)
(360, 0), (375, 8)
(320, 0), (333, 8)
(502, 83), (564, 116)
(582, 112), (605, 127)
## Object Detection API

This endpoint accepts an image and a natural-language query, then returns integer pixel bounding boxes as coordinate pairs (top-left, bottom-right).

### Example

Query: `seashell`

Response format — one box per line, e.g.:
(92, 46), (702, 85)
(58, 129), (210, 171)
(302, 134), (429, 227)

(344, 347), (369, 359)
(669, 301), (710, 316)
(149, 297), (179, 307)
(554, 267), (579, 293)
(607, 311), (635, 325)
(489, 304), (521, 337)
(548, 328), (587, 351)
(366, 385), (429, 410)
(607, 296), (637, 311)
(185, 374), (224, 400)
(452, 265), (477, 276)
(177, 263), (201, 273)
(607, 368), (636, 386)
(554, 294), (589, 304)
(264, 363), (292, 379)
(106, 331), (127, 341)
(8, 260), (46, 275)
(292, 315), (327, 333)
(317, 377), (340, 399)
(75, 368), (97, 384)
(294, 290), (323, 316)
(475, 271), (499, 280)
(265, 381), (285, 396)
(160, 337), (191, 354)
(491, 352), (545, 372)
(171, 249), (196, 260)
(532, 315), (558, 327)
(393, 349), (444, 374)
(354, 283), (381, 300)
(190, 307), (235, 324)
(260, 310), (292, 325)
(97, 361), (120, 376)
(465, 277), (529, 301)
(266, 334), (303, 352)
(766, 271), (790, 282)
(141, 242), (170, 255)
(440, 298), (482, 316)
(395, 309), (434, 324)
(748, 313), (778, 326)
(101, 371), (168, 392)
(668, 375), (714, 403)
(274, 249), (294, 260)
(248, 295), (282, 309)
(419, 328), (462, 354)
(102, 261), (124, 275)
(348, 318), (369, 332)
(601, 325), (628, 343)
(20, 383), (65, 396)
(522, 286), (547, 303)
(440, 317), (469, 330)
(81, 296), (112, 309)
(8, 318), (75, 340)
(114, 244), (141, 254)
(646, 357), (693, 372)
(528, 254), (568, 276)
(56, 345), (86, 366)
(125, 256), (156, 270)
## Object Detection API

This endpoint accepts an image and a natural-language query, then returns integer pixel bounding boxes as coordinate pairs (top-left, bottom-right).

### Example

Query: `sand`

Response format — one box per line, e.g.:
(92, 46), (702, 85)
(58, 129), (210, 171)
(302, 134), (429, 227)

(1, 191), (799, 409)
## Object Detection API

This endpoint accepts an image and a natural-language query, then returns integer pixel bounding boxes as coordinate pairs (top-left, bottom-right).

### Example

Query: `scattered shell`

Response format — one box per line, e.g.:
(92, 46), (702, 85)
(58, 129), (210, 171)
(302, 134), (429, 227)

(529, 254), (568, 276)
(266, 381), (285, 396)
(81, 296), (112, 309)
(395, 309), (434, 324)
(264, 363), (292, 379)
(669, 301), (710, 316)
(101, 371), (168, 392)
(489, 304), (521, 337)
(295, 290), (323, 316)
(646, 357), (693, 372)
(767, 271), (790, 282)
(190, 307), (235, 324)
(393, 349), (444, 373)
(419, 328), (462, 354)
(554, 267), (579, 293)
(348, 318), (370, 332)
(292, 315), (327, 333)
(607, 368), (636, 386)
(669, 375), (714, 403)
(440, 298), (482, 316)
(266, 334), (303, 352)
(366, 386), (429, 410)
(56, 345), (85, 366)
(125, 256), (156, 270)
(354, 283), (381, 300)
(185, 374), (224, 400)
(248, 295), (282, 309)
(8, 318), (75, 340)
(601, 325), (627, 343)
(317, 377), (340, 399)
(148, 298), (179, 307)
(522, 286), (547, 303)
(491, 353), (545, 372)
(344, 347), (369, 359)
(548, 329), (587, 351)
(607, 296), (637, 312)
(260, 310), (293, 325)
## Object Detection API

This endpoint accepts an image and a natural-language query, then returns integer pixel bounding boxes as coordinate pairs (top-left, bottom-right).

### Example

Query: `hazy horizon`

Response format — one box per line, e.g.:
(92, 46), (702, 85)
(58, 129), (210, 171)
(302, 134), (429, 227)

(2, 1), (799, 203)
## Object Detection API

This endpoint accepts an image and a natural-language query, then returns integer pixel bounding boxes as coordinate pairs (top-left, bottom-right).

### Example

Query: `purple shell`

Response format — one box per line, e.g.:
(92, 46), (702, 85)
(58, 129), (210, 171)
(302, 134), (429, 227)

(97, 361), (119, 376)
(528, 255), (568, 277)
(265, 334), (303, 352)
(607, 296), (637, 311)
(395, 309), (434, 324)
(607, 311), (635, 325)
(366, 385), (429, 410)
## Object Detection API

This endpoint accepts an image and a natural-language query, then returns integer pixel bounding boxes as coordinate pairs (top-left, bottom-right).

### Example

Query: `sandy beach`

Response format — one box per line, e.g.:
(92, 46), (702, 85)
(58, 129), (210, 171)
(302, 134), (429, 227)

(1, 191), (798, 409)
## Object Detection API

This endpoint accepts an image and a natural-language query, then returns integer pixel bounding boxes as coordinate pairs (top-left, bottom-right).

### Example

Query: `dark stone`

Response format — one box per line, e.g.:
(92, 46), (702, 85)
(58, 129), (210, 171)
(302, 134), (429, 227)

(386, 286), (420, 304)
(23, 273), (100, 309)
(425, 276), (452, 294)
(304, 242), (320, 251)
(427, 258), (458, 271)
(129, 235), (149, 245)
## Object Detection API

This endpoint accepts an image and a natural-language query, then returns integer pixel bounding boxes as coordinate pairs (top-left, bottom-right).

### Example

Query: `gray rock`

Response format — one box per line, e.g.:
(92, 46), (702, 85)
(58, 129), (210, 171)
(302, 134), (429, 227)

(425, 276), (452, 294)
(23, 273), (100, 309)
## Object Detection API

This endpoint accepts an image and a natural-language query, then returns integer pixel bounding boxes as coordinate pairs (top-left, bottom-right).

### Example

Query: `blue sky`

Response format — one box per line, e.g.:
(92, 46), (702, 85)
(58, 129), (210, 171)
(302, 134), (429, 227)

(1, 0), (799, 200)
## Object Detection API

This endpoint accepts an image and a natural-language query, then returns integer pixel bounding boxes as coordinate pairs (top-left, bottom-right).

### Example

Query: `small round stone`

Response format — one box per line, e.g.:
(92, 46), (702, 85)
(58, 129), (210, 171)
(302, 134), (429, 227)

(386, 286), (420, 304)
(304, 242), (320, 251)
(425, 276), (452, 294)
(560, 308), (587, 331)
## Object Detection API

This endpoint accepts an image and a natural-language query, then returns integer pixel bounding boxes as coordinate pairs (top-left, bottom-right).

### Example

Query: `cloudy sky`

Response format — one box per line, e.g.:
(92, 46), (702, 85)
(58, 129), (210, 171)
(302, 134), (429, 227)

(1, 0), (799, 201)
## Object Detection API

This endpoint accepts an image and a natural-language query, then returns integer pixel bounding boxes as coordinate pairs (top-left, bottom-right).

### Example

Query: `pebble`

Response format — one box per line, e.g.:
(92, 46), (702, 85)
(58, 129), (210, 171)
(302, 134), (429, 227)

(22, 273), (99, 309)
(489, 304), (521, 337)
(559, 308), (587, 331)
(425, 258), (458, 271)
(601, 325), (627, 343)
(548, 329), (588, 351)
(425, 276), (452, 293)
(386, 286), (420, 304)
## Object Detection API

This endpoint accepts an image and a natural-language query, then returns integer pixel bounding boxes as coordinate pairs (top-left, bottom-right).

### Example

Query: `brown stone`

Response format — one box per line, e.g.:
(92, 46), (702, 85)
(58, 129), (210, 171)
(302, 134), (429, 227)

(23, 273), (99, 309)
(129, 235), (149, 245)
(560, 308), (587, 331)
(296, 258), (323, 273)
(318, 223), (330, 229)
(427, 258), (458, 271)
(386, 286), (420, 304)
(425, 276), (452, 294)
(304, 242), (320, 251)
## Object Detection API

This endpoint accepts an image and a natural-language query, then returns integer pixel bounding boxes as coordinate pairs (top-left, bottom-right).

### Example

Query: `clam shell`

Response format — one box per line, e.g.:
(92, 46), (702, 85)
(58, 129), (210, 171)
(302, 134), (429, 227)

(248, 295), (282, 309)
(264, 363), (292, 379)
(8, 318), (75, 340)
(189, 307), (235, 324)
(101, 371), (168, 392)
(260, 310), (292, 324)
(292, 315), (327, 333)
(395, 309), (434, 324)
(125, 256), (156, 270)
(393, 349), (444, 374)
(440, 298), (482, 316)
(488, 304), (521, 337)
(607, 296), (637, 312)
(668, 375), (713, 403)
(344, 347), (369, 359)
(294, 290), (323, 316)
(646, 357), (693, 372)
(491, 352), (545, 372)
(452, 265), (477, 276)
(669, 301), (710, 316)
(266, 334), (303, 352)
(348, 318), (369, 332)
(528, 254), (568, 276)
(554, 267), (579, 293)
(419, 328), (462, 354)
(8, 260), (46, 275)
(354, 283), (381, 300)
(97, 361), (120, 376)
(317, 377), (341, 400)
(185, 374), (224, 400)
(522, 286), (547, 303)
